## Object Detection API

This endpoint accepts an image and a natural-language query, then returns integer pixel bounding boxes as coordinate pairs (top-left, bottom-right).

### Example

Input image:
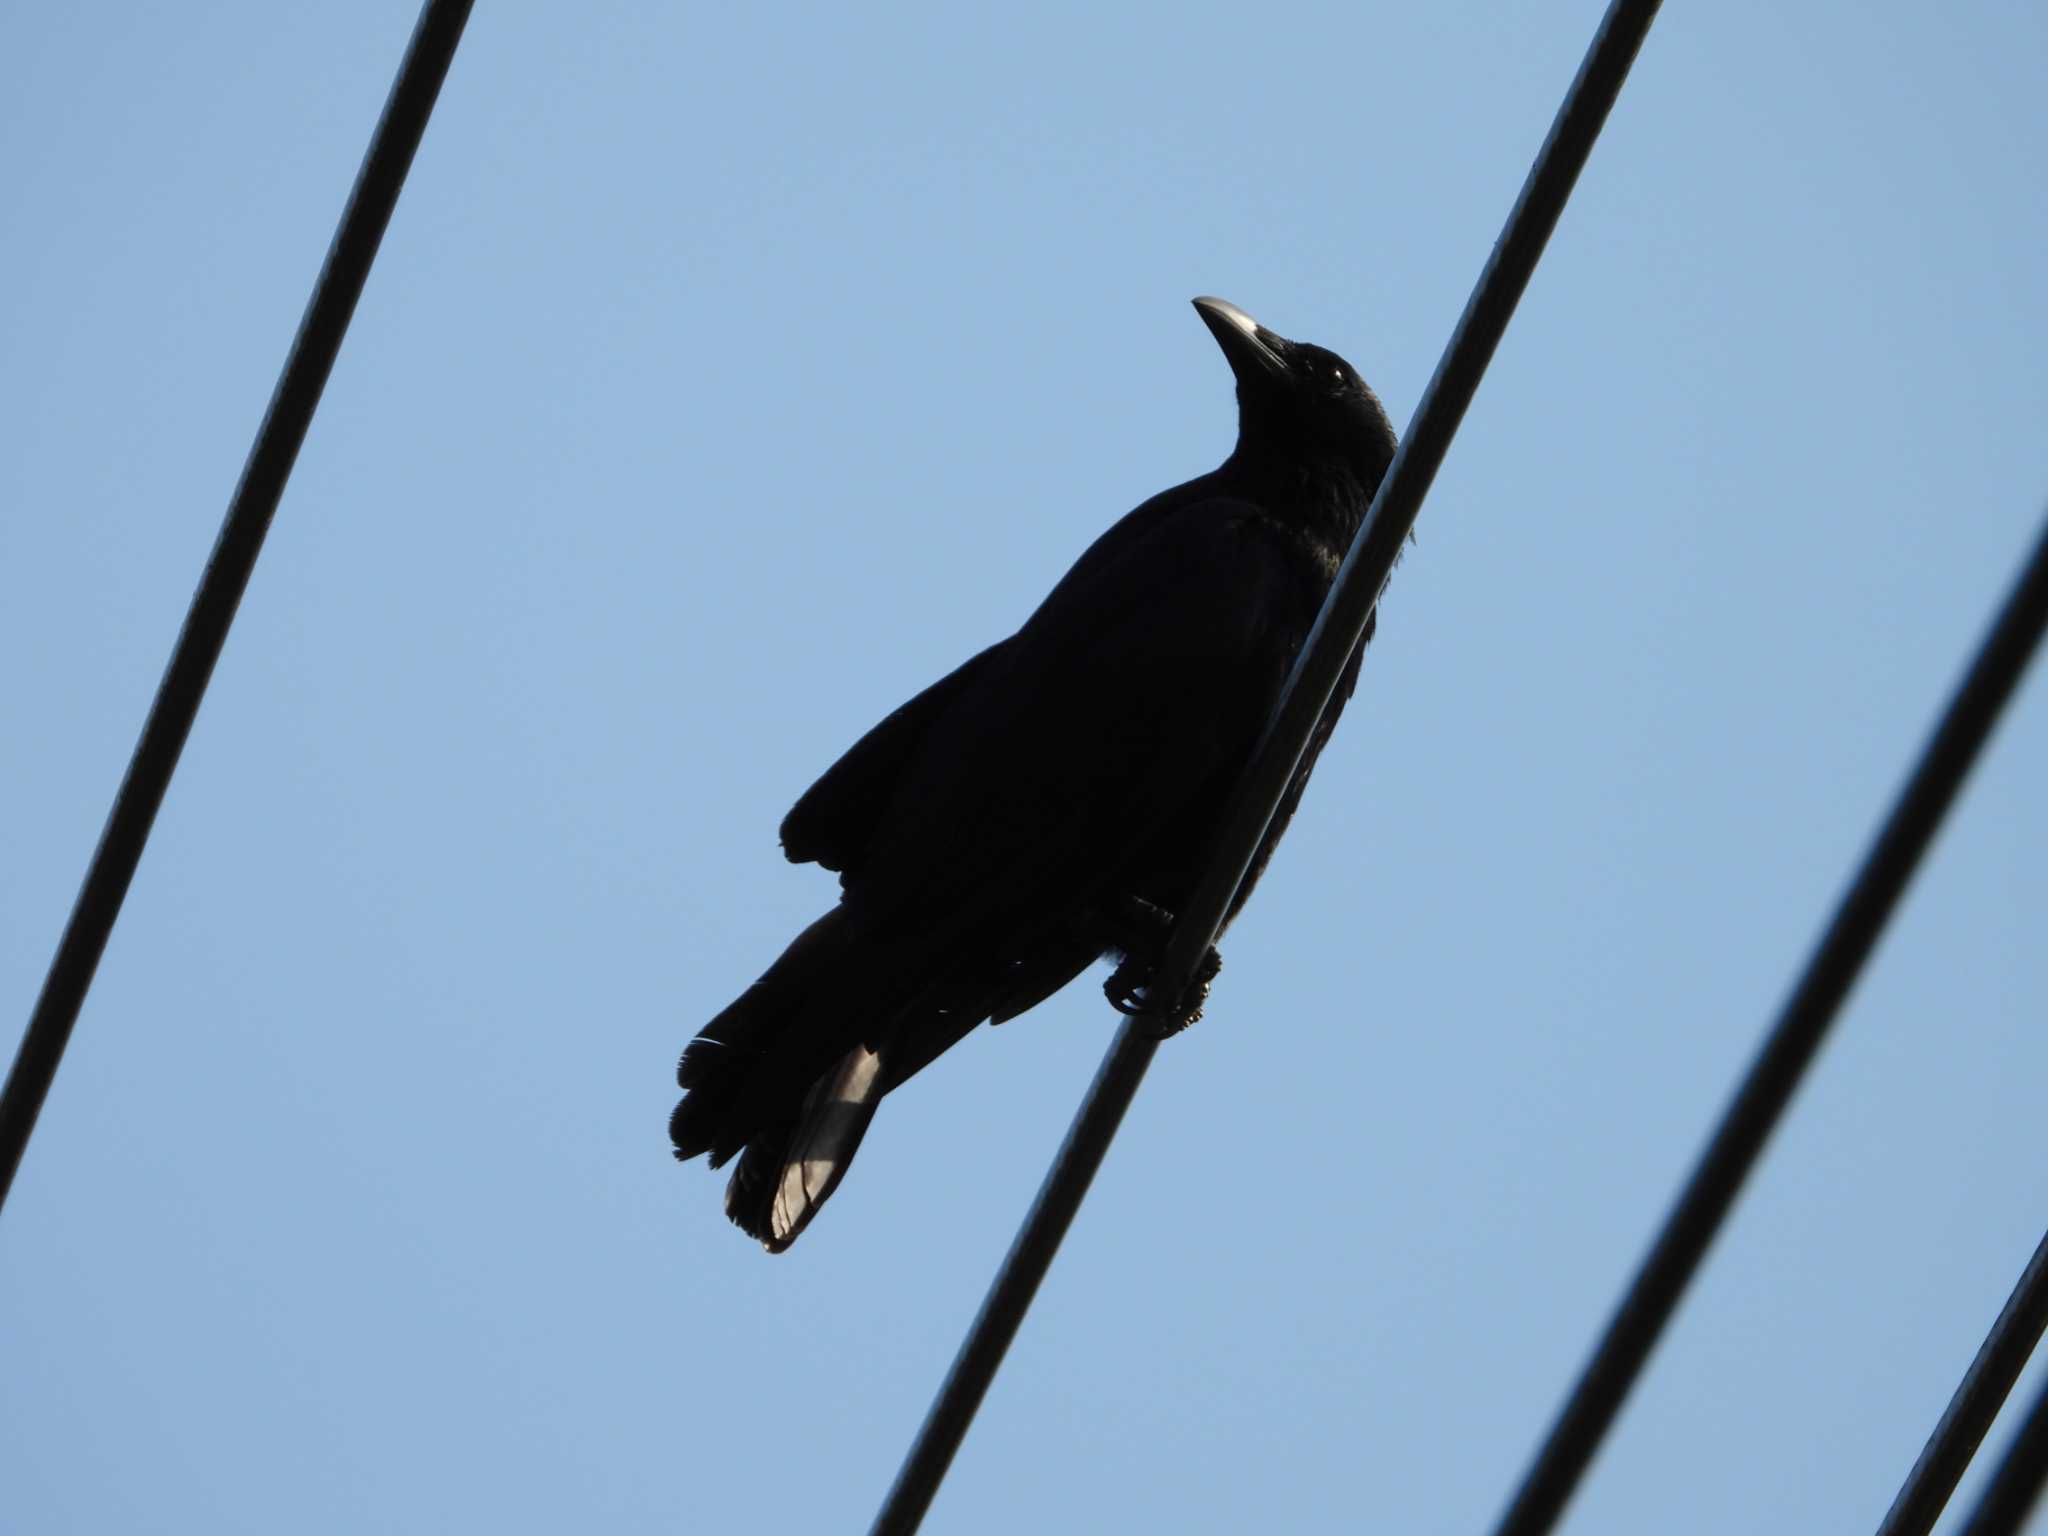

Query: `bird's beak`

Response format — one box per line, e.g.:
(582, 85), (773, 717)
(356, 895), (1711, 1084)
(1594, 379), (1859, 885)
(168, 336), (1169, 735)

(1193, 296), (1288, 383)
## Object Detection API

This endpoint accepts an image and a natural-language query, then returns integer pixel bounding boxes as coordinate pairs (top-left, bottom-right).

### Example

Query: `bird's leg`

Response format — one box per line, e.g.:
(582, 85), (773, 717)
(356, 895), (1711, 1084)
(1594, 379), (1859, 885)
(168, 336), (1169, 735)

(1098, 895), (1223, 1037)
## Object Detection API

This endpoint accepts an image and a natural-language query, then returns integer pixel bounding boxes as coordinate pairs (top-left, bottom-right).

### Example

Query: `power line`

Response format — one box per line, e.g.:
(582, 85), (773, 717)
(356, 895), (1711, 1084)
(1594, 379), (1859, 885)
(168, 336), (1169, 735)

(1877, 1228), (2048, 1536)
(0, 0), (476, 1214)
(1957, 1365), (2048, 1536)
(1491, 506), (2048, 1536)
(868, 2), (1666, 1530)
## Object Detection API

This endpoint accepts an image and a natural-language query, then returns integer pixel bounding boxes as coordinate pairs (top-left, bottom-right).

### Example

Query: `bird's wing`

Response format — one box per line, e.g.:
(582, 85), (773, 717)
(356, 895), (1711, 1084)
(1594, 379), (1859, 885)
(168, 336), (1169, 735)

(853, 497), (1310, 966)
(779, 640), (1011, 875)
(776, 476), (1206, 880)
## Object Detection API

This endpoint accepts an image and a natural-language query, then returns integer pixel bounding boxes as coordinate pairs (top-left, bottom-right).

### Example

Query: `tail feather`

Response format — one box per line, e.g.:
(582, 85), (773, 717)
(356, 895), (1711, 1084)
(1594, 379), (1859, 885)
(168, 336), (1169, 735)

(724, 1043), (885, 1252)
(671, 907), (899, 1250)
(670, 909), (850, 1166)
(672, 903), (1077, 1251)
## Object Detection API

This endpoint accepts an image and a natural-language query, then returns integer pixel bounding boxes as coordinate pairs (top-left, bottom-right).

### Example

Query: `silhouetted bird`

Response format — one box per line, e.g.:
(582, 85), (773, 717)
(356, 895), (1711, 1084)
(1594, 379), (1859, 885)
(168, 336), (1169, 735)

(671, 298), (1399, 1251)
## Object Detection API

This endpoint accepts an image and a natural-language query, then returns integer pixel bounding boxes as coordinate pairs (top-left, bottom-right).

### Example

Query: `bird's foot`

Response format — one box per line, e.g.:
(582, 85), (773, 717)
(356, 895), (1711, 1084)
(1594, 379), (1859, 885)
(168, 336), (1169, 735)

(1104, 944), (1222, 1039)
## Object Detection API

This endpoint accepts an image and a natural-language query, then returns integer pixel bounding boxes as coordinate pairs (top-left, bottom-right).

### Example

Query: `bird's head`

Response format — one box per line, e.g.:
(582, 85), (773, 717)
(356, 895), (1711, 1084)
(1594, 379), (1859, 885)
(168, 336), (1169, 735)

(1194, 297), (1397, 490)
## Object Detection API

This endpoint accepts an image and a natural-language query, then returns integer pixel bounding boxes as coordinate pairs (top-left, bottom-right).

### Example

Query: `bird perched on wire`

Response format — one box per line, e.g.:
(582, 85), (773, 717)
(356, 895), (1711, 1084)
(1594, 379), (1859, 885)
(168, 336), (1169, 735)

(671, 298), (1399, 1251)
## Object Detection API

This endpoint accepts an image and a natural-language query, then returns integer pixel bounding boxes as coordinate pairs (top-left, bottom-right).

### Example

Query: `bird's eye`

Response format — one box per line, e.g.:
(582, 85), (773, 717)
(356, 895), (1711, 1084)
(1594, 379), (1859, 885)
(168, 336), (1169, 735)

(1329, 366), (1347, 386)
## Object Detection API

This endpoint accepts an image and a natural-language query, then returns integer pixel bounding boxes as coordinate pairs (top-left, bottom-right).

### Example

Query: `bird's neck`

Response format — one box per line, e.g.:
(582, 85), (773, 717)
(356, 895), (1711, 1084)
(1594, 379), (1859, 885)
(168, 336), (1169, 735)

(1218, 448), (1377, 559)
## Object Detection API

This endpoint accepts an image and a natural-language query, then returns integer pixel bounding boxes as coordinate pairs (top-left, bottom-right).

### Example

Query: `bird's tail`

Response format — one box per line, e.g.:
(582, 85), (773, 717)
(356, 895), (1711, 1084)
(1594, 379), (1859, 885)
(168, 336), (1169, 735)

(670, 908), (893, 1252)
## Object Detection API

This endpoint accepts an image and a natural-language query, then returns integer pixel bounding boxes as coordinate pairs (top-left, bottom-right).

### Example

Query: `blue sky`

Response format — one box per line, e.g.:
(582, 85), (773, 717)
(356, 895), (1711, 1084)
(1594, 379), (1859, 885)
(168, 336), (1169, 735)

(3, 4), (2044, 1532)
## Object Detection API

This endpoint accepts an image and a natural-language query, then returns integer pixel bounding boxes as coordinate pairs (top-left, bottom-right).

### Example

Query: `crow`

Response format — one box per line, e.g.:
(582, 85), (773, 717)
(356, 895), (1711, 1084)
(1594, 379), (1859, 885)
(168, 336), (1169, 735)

(671, 297), (1399, 1251)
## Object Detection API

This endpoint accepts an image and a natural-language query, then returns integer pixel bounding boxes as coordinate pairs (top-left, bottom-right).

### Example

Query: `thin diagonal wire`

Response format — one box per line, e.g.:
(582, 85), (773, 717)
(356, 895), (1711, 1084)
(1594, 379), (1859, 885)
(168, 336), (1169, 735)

(868, 3), (1665, 1530)
(1491, 506), (2048, 1536)
(1957, 1366), (2048, 1536)
(1876, 1229), (2048, 1536)
(0, 0), (476, 1214)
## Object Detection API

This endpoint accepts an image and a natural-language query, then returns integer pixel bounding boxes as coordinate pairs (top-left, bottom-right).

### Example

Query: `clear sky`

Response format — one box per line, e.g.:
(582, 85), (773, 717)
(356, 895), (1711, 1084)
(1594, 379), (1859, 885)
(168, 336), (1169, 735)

(3, 4), (2044, 1532)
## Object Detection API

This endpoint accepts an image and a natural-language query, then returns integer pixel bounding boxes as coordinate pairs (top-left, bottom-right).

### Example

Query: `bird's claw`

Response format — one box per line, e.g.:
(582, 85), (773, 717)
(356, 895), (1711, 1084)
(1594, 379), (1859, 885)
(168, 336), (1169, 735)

(1103, 945), (1222, 1039)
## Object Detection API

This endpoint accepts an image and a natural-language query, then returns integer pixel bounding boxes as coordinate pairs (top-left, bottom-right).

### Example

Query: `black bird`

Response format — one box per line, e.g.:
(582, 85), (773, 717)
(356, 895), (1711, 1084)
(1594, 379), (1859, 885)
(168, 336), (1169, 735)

(671, 298), (1399, 1251)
